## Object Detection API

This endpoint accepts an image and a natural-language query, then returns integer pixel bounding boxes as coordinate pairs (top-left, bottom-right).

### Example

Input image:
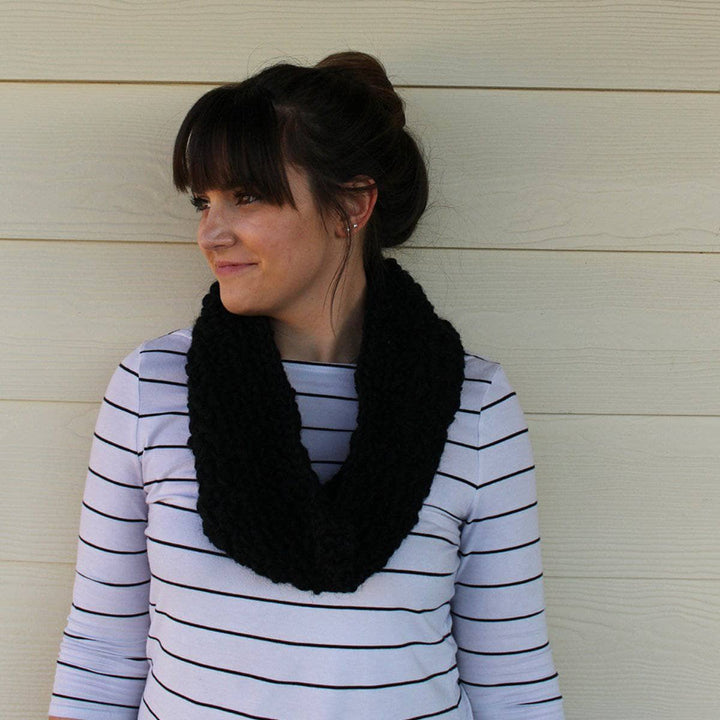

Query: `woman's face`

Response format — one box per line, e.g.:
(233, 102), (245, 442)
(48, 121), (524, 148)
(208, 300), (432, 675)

(193, 165), (351, 324)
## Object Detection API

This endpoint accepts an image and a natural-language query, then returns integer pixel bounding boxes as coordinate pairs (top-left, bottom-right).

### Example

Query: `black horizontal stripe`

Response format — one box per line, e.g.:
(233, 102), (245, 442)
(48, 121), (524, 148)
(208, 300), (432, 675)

(422, 502), (463, 523)
(52, 691), (139, 710)
(82, 500), (145, 523)
(446, 437), (481, 450)
(457, 640), (550, 657)
(480, 427), (528, 451)
(71, 602), (149, 619)
(456, 572), (543, 589)
(76, 569), (150, 588)
(140, 376), (188, 387)
(403, 691), (463, 720)
(436, 469), (476, 489)
(103, 396), (138, 416)
(93, 431), (141, 456)
(143, 476), (196, 487)
(408, 530), (457, 546)
(302, 424), (353, 433)
(151, 571), (448, 614)
(119, 363), (139, 378)
(467, 501), (538, 524)
(149, 603), (452, 650)
(462, 671), (558, 689)
(147, 534), (226, 557)
(457, 406), (482, 416)
(462, 376), (492, 384)
(63, 629), (149, 663)
(140, 348), (187, 357)
(79, 535), (147, 555)
(140, 409), (189, 418)
(451, 608), (545, 623)
(458, 536), (540, 557)
(87, 465), (142, 490)
(144, 442), (190, 451)
(477, 464), (535, 490)
(295, 390), (357, 402)
(379, 567), (455, 578)
(519, 694), (563, 706)
(149, 632), (457, 689)
(148, 668), (278, 719)
(482, 391), (517, 411)
(155, 500), (197, 513)
(57, 659), (146, 681)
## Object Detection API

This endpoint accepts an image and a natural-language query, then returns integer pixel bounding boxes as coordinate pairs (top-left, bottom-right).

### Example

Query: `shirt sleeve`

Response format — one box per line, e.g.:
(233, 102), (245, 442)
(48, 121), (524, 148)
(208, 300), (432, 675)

(49, 346), (150, 720)
(452, 364), (564, 719)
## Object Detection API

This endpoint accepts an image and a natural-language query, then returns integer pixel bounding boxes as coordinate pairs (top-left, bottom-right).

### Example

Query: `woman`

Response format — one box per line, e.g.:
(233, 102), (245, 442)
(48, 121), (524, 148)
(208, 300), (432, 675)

(50, 52), (564, 719)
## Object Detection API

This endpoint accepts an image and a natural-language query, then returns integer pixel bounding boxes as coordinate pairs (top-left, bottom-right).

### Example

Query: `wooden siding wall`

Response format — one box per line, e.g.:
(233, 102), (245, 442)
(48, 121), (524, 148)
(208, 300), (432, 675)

(2, 2), (719, 717)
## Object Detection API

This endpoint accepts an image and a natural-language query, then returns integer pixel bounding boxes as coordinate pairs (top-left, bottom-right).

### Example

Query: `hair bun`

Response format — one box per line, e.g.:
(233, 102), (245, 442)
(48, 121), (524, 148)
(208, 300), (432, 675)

(315, 51), (406, 130)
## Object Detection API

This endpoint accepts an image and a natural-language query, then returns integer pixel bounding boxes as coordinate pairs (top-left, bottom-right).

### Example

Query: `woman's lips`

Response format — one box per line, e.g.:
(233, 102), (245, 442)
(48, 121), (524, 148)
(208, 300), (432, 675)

(215, 263), (257, 276)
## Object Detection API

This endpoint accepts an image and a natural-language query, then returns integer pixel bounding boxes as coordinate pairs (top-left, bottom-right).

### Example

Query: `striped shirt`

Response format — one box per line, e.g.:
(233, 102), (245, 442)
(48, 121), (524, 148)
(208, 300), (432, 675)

(50, 328), (564, 719)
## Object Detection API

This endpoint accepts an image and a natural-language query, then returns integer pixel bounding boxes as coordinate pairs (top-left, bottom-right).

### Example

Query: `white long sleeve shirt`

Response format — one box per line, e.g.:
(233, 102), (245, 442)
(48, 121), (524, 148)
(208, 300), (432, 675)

(50, 327), (564, 719)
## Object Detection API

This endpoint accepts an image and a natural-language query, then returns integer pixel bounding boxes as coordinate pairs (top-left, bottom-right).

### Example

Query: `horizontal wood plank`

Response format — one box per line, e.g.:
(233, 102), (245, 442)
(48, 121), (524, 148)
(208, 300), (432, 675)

(6, 564), (720, 719)
(0, 563), (70, 718)
(2, 402), (718, 579)
(3, 1), (720, 90)
(2, 84), (720, 251)
(406, 247), (720, 416)
(1, 242), (718, 414)
(532, 414), (720, 580)
(543, 577), (720, 719)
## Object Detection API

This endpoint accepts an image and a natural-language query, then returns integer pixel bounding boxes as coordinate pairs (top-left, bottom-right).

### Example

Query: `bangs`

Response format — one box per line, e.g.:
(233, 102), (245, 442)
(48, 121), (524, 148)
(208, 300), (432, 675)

(172, 83), (295, 206)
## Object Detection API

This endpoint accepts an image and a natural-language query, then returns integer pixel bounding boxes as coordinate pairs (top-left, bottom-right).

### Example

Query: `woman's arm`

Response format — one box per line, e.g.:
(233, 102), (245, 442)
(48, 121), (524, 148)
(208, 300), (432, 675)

(452, 364), (564, 718)
(48, 346), (151, 720)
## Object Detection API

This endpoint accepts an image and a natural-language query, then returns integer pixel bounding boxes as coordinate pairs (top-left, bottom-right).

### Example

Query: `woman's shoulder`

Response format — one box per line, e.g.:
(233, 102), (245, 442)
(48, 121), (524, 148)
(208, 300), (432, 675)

(139, 326), (193, 354)
(119, 326), (193, 380)
(461, 350), (502, 387)
(459, 350), (517, 413)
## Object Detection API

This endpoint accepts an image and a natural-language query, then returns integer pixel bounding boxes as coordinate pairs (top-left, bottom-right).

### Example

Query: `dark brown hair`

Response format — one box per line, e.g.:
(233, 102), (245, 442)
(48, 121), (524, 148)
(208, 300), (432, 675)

(173, 51), (429, 287)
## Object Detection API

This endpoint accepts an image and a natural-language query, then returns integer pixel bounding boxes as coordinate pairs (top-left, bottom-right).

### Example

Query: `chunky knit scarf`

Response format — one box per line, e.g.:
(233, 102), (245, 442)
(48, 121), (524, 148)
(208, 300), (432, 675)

(186, 257), (465, 594)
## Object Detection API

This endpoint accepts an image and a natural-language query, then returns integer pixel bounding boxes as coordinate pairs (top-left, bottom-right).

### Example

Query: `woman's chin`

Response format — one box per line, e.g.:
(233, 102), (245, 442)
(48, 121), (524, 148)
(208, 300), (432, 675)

(217, 289), (263, 317)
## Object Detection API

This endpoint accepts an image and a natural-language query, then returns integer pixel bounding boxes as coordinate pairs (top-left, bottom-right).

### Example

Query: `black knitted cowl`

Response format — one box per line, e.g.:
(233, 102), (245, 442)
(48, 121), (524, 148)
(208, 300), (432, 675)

(185, 257), (465, 594)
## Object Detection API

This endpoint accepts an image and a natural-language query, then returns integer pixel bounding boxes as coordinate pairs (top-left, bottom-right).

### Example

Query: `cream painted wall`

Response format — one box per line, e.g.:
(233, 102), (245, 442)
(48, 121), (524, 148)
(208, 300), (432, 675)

(1, 2), (719, 718)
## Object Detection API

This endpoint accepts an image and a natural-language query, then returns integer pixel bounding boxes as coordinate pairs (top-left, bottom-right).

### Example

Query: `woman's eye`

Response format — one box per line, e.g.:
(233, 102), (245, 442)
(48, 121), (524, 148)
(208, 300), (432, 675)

(189, 192), (258, 212)
(235, 192), (259, 205)
(190, 195), (208, 212)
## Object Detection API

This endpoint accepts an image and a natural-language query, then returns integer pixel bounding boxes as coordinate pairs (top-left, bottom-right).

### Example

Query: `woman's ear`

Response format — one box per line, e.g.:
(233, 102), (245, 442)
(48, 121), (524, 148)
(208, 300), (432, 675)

(334, 176), (378, 238)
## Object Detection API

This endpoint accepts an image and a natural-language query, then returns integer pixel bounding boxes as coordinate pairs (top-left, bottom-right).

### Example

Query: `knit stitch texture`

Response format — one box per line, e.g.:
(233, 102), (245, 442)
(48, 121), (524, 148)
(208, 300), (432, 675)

(185, 257), (466, 593)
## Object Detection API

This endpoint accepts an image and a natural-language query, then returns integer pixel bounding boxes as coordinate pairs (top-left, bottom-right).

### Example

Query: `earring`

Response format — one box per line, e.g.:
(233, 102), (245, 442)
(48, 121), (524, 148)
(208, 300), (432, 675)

(346, 222), (359, 238)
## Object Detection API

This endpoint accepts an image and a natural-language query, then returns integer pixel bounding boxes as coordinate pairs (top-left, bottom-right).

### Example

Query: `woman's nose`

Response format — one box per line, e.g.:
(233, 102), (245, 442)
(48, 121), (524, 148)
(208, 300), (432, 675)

(197, 204), (237, 250)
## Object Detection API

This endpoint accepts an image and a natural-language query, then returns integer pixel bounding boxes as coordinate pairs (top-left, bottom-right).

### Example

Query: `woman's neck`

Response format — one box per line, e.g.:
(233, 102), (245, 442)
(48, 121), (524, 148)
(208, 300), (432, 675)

(271, 278), (366, 365)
